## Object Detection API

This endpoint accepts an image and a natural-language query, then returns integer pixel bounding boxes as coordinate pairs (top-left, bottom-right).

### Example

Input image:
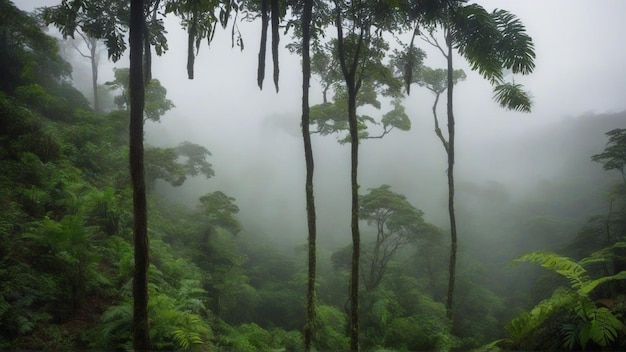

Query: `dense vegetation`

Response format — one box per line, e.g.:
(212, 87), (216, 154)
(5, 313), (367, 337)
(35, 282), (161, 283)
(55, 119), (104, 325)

(1, 0), (625, 350)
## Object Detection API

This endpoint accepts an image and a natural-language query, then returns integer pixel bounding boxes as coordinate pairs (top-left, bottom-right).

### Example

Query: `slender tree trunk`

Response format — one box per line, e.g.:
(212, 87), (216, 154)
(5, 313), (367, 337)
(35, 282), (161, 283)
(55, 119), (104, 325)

(444, 33), (457, 322)
(89, 37), (99, 112)
(348, 78), (360, 351)
(301, 0), (316, 349)
(335, 6), (363, 348)
(129, 0), (150, 349)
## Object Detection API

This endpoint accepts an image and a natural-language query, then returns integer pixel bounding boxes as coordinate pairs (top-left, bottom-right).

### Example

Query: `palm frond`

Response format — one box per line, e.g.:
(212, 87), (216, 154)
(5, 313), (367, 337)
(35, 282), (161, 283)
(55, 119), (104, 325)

(493, 82), (532, 112)
(450, 4), (503, 85)
(492, 9), (535, 75)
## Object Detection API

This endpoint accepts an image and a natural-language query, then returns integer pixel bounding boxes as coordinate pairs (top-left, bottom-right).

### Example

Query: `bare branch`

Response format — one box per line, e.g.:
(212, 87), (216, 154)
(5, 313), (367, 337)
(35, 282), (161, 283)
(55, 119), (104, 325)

(421, 31), (448, 59)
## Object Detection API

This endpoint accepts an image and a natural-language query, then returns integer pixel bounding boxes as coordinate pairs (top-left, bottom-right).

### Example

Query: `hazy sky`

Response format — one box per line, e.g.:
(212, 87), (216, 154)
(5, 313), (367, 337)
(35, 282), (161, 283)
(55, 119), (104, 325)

(21, 0), (626, 119)
(16, 0), (626, 240)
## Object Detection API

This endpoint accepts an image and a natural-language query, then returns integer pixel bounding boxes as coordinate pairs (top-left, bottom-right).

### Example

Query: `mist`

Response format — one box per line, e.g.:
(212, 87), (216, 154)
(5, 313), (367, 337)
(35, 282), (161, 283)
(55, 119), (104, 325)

(114, 0), (626, 253)
(20, 0), (626, 279)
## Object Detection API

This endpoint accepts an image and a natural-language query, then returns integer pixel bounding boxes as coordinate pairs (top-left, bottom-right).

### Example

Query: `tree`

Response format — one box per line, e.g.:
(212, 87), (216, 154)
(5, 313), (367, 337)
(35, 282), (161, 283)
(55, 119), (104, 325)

(592, 129), (626, 184)
(309, 38), (411, 144)
(145, 141), (214, 188)
(333, 5), (372, 348)
(324, 2), (410, 347)
(299, 0), (317, 349)
(401, 1), (535, 321)
(359, 185), (427, 292)
(128, 0), (150, 348)
(199, 191), (241, 235)
(55, 29), (102, 112)
(106, 67), (175, 122)
(591, 129), (626, 275)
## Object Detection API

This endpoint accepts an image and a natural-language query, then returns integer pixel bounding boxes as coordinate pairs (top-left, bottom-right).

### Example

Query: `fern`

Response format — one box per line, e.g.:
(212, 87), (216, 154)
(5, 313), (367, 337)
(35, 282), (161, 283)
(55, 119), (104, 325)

(505, 287), (573, 344)
(513, 251), (588, 289)
(579, 271), (626, 296)
(171, 314), (209, 350)
(172, 329), (202, 350)
(588, 307), (623, 347)
(508, 250), (626, 349)
(561, 322), (579, 350)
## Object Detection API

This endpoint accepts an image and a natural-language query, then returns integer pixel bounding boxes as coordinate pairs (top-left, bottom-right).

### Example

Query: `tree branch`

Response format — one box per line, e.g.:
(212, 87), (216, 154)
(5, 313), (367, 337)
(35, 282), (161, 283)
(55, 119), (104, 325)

(432, 92), (449, 153)
(421, 31), (448, 59)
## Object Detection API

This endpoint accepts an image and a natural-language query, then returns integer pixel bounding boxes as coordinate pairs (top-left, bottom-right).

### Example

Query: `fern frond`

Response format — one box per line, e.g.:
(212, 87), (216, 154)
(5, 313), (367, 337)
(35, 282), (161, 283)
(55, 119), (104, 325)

(476, 338), (506, 351)
(581, 241), (626, 266)
(172, 329), (203, 350)
(578, 271), (626, 296)
(589, 307), (623, 347)
(573, 297), (596, 320)
(513, 251), (588, 289)
(560, 322), (579, 350)
(505, 287), (574, 343)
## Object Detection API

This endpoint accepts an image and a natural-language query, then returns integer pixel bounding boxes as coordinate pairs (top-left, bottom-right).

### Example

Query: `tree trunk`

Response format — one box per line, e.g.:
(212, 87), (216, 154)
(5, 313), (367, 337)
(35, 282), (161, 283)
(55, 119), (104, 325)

(335, 8), (363, 349)
(444, 33), (457, 322)
(301, 0), (316, 350)
(348, 78), (360, 351)
(129, 0), (150, 349)
(89, 37), (99, 112)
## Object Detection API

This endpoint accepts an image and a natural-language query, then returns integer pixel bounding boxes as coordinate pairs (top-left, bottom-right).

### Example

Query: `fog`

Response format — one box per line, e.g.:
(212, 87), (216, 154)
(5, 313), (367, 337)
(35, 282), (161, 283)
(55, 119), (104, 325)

(21, 0), (626, 250)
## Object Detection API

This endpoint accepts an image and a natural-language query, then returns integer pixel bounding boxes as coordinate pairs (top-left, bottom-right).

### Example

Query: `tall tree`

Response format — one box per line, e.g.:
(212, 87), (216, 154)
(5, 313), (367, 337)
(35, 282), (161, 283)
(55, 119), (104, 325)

(300, 0), (317, 349)
(330, 1), (406, 348)
(56, 30), (101, 111)
(129, 0), (150, 348)
(335, 4), (364, 347)
(359, 185), (428, 292)
(402, 2), (535, 321)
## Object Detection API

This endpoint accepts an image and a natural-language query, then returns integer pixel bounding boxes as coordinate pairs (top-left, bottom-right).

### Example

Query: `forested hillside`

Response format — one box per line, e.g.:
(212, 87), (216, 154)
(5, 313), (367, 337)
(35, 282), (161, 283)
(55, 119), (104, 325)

(1, 0), (626, 350)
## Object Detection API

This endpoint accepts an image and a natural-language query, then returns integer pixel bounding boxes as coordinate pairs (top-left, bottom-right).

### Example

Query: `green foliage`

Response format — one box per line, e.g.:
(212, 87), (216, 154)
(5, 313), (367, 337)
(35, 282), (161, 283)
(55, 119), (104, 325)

(360, 184), (425, 234)
(145, 142), (214, 187)
(451, 5), (535, 84)
(359, 184), (431, 291)
(381, 99), (411, 132)
(105, 68), (175, 122)
(308, 33), (411, 143)
(493, 82), (532, 113)
(94, 240), (213, 350)
(313, 304), (349, 350)
(592, 128), (626, 181)
(0, 0), (71, 91)
(199, 191), (241, 235)
(505, 248), (626, 349)
(41, 0), (132, 62)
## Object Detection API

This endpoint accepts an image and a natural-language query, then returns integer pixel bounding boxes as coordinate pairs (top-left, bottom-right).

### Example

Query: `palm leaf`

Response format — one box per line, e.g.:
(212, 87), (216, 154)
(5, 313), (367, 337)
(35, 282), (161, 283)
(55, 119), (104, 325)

(491, 9), (535, 75)
(493, 82), (532, 112)
(450, 4), (503, 85)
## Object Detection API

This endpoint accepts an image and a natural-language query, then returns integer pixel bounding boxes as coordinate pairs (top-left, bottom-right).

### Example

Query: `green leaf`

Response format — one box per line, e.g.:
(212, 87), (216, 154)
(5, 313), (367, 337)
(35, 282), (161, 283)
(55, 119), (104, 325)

(578, 271), (626, 296)
(493, 82), (532, 112)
